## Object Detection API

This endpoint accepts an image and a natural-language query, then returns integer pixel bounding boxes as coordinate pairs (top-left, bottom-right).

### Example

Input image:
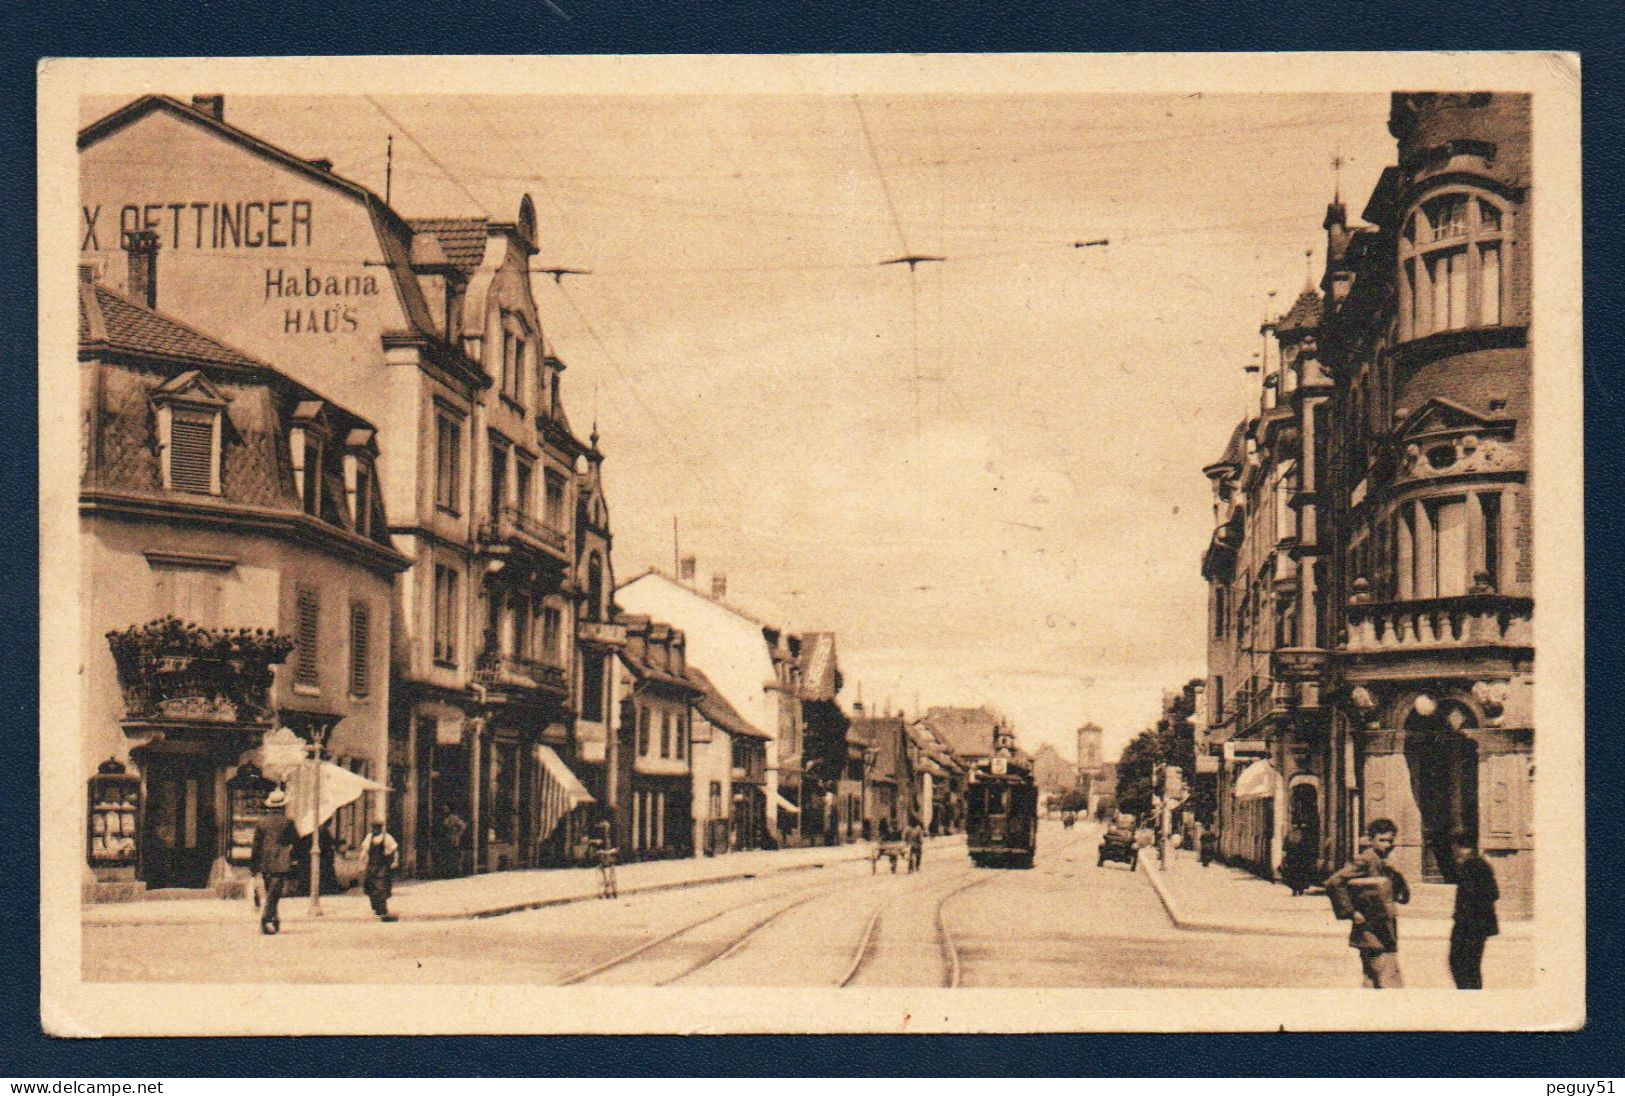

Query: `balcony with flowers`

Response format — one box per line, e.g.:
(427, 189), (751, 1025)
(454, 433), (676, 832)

(106, 617), (294, 730)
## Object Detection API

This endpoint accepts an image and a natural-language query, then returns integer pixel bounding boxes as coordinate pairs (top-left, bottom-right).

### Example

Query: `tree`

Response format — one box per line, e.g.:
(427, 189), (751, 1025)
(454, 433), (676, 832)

(1115, 678), (1211, 820)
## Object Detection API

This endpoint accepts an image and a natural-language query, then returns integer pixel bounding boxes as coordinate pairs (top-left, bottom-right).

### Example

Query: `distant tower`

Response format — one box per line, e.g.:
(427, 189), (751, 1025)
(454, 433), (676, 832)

(1076, 723), (1103, 770)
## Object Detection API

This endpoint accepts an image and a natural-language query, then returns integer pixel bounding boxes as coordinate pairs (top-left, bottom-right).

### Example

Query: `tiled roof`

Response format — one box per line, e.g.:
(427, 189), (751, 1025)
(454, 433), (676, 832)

(687, 666), (770, 740)
(920, 706), (1006, 760)
(409, 218), (490, 273)
(1212, 418), (1248, 470)
(1276, 283), (1323, 333)
(81, 283), (264, 370)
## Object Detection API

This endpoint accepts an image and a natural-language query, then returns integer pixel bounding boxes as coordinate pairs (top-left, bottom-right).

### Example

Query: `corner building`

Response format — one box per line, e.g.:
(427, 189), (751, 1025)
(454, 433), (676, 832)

(1320, 93), (1534, 911)
(80, 96), (605, 877)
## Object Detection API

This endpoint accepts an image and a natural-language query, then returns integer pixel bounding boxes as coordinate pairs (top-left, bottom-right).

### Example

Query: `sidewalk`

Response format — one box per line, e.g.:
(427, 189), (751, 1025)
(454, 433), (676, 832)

(1141, 846), (1533, 941)
(82, 838), (913, 927)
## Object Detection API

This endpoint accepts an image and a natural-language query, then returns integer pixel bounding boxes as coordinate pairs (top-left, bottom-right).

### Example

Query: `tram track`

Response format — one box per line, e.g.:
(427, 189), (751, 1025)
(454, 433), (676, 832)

(557, 869), (860, 986)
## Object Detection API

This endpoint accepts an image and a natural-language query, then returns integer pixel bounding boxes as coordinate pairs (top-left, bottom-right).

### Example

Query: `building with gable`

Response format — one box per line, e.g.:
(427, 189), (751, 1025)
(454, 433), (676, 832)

(79, 264), (407, 898)
(79, 95), (608, 878)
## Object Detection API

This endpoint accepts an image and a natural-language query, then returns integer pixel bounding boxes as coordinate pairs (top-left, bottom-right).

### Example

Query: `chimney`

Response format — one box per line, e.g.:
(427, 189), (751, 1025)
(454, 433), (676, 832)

(79, 263), (96, 284)
(191, 94), (224, 121)
(678, 555), (696, 584)
(711, 573), (727, 600)
(123, 230), (160, 309)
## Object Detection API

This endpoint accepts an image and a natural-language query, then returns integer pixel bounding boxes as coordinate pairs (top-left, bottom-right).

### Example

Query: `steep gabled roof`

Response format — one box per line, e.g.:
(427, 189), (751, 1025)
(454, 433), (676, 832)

(687, 666), (770, 740)
(79, 95), (482, 384)
(81, 281), (265, 372)
(920, 706), (1006, 760)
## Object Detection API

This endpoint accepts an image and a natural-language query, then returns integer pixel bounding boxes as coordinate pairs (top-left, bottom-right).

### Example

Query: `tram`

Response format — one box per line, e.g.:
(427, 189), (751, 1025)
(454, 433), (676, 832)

(965, 755), (1038, 868)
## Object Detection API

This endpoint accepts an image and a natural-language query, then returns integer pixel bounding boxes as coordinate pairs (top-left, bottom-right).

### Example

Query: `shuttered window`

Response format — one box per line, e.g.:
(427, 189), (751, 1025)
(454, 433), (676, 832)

(168, 411), (215, 494)
(349, 602), (370, 697)
(295, 587), (320, 689)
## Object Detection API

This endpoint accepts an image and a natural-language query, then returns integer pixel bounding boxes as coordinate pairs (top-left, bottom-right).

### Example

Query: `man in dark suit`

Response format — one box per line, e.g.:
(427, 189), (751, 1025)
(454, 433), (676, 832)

(249, 788), (298, 935)
(1449, 830), (1500, 989)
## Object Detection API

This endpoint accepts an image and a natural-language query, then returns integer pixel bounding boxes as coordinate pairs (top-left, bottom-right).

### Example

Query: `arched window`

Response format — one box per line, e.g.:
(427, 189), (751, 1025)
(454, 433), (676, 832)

(1399, 189), (1512, 340)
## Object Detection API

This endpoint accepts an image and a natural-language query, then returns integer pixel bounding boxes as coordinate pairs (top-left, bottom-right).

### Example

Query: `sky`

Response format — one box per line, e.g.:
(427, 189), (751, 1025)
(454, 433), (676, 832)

(85, 90), (1398, 763)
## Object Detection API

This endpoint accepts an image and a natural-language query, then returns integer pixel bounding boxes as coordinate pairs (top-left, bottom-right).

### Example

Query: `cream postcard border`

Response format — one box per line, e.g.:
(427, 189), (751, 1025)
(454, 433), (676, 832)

(38, 51), (1584, 1035)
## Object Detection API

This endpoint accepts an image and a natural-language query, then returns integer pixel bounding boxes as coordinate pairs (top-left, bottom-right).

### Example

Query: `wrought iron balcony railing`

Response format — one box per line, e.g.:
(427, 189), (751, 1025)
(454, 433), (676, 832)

(478, 506), (569, 558)
(474, 650), (568, 694)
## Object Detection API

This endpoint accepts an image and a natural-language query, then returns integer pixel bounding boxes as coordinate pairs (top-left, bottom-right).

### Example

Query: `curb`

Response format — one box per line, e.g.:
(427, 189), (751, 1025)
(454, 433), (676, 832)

(83, 847), (874, 927)
(1140, 862), (1533, 941)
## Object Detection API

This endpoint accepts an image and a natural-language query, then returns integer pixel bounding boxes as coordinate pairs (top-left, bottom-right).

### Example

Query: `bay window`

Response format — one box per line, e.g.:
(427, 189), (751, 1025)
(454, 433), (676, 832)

(1400, 191), (1512, 340)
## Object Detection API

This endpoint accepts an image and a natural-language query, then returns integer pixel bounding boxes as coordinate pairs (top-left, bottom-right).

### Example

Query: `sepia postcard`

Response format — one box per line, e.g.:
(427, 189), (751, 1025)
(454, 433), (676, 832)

(39, 52), (1584, 1035)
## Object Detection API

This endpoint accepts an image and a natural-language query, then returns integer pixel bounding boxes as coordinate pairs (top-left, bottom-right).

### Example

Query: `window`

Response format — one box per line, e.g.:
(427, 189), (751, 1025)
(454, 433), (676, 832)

(433, 564), (460, 665)
(352, 460), (373, 537)
(167, 409), (217, 494)
(1398, 497), (1470, 599)
(637, 706), (650, 756)
(488, 437), (509, 519)
(542, 606), (562, 665)
(660, 711), (671, 758)
(300, 436), (324, 516)
(349, 602), (371, 697)
(294, 587), (320, 690)
(1401, 190), (1512, 340)
(513, 595), (530, 660)
(499, 318), (528, 405)
(544, 470), (567, 532)
(514, 456), (533, 518)
(1211, 675), (1225, 723)
(586, 554), (604, 622)
(675, 713), (687, 761)
(435, 410), (462, 513)
(581, 653), (605, 722)
(1212, 586), (1229, 638)
(1480, 493), (1502, 590)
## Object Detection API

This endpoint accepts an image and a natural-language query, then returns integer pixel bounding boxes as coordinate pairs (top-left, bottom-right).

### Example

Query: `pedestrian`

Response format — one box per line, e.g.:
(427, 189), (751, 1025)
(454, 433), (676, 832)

(437, 805), (468, 879)
(1325, 818), (1411, 988)
(1281, 823), (1317, 896)
(1448, 830), (1500, 989)
(904, 816), (925, 873)
(360, 818), (400, 922)
(249, 788), (298, 935)
(588, 820), (618, 898)
(1199, 821), (1218, 867)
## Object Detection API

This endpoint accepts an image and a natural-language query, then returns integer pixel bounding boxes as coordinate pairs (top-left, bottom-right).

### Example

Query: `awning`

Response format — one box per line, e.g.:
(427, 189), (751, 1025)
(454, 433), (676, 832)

(535, 744), (595, 807)
(285, 761), (390, 836)
(1233, 759), (1279, 801)
(773, 793), (800, 815)
(534, 744), (595, 846)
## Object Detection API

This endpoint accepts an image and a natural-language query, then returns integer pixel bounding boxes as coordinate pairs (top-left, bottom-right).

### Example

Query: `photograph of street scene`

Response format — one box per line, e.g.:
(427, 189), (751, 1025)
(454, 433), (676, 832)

(64, 71), (1553, 1005)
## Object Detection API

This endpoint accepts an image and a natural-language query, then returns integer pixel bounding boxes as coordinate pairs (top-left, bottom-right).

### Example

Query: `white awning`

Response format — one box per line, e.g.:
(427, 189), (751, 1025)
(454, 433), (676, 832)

(773, 793), (800, 815)
(285, 761), (390, 836)
(1233, 759), (1279, 801)
(535, 744), (595, 808)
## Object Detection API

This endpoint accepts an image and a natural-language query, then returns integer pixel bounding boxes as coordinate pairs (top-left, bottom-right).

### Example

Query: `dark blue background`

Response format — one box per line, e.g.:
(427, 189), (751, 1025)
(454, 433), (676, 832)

(2, 0), (1618, 1077)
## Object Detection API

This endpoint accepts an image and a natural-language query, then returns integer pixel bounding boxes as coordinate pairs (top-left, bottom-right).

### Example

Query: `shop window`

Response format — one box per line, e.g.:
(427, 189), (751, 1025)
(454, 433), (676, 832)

(294, 587), (320, 690)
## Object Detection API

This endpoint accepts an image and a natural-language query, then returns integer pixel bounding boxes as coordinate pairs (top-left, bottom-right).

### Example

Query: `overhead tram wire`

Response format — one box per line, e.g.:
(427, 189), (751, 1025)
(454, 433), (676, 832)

(363, 95), (490, 217)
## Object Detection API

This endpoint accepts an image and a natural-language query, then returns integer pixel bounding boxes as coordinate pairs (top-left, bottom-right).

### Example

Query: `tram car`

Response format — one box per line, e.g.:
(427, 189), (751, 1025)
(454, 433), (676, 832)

(965, 756), (1038, 868)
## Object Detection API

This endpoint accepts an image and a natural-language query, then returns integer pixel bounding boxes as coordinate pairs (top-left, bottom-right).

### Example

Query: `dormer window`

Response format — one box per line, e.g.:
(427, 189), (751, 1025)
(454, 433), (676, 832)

(151, 370), (229, 496)
(1400, 189), (1512, 340)
(289, 401), (328, 518)
(343, 427), (379, 538)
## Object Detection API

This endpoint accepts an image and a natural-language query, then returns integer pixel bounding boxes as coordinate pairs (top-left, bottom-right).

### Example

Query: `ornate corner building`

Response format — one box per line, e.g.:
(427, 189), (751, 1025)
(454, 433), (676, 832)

(1202, 93), (1533, 913)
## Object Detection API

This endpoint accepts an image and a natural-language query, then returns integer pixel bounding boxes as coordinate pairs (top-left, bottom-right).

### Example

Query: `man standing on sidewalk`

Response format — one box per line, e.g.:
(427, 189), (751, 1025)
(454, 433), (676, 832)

(1448, 830), (1500, 989)
(360, 819), (400, 922)
(1325, 818), (1411, 988)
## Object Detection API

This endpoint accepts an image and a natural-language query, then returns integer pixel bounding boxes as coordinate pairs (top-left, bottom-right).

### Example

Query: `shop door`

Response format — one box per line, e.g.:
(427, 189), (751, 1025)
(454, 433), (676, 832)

(142, 753), (218, 889)
(1410, 733), (1479, 881)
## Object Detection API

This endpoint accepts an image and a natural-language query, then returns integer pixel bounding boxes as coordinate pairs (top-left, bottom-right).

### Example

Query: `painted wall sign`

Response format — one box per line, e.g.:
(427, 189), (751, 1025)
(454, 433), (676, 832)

(81, 200), (315, 252)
